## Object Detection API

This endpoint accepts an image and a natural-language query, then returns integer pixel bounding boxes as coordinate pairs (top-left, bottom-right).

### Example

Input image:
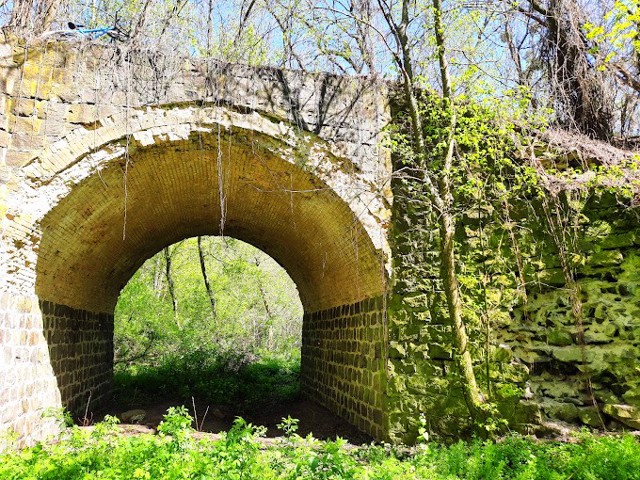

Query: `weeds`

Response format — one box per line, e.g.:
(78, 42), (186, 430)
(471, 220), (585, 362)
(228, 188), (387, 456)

(2, 412), (640, 479)
(113, 348), (300, 413)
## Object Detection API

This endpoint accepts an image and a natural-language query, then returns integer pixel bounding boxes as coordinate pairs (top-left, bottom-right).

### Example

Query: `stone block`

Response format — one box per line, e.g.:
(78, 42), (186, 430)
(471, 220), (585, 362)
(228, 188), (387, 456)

(601, 232), (636, 249)
(578, 406), (604, 427)
(547, 329), (573, 346)
(552, 345), (585, 363)
(588, 250), (624, 267)
(543, 401), (580, 423)
(603, 404), (640, 429)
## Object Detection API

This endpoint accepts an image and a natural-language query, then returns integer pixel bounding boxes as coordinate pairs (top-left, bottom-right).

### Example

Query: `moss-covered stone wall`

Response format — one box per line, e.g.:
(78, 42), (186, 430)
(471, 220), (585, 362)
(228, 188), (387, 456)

(387, 185), (640, 442)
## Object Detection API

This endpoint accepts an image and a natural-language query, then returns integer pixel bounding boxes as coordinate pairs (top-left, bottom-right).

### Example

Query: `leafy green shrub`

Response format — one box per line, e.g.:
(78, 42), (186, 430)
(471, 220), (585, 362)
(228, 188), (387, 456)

(2, 421), (639, 479)
(113, 349), (300, 412)
(157, 406), (194, 437)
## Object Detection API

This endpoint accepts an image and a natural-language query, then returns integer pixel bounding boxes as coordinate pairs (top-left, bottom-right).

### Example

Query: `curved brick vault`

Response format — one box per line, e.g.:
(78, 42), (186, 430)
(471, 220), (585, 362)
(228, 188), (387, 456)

(0, 40), (392, 445)
(35, 119), (385, 315)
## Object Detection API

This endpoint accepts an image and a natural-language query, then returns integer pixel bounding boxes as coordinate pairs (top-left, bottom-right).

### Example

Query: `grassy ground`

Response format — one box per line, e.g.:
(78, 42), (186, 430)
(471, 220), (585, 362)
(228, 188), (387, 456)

(4, 355), (639, 479)
(2, 409), (640, 479)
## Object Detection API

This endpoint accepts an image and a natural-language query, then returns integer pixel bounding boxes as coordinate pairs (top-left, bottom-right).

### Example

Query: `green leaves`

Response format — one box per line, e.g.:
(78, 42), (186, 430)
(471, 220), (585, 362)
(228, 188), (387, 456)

(4, 423), (640, 479)
(114, 236), (303, 371)
(157, 406), (194, 437)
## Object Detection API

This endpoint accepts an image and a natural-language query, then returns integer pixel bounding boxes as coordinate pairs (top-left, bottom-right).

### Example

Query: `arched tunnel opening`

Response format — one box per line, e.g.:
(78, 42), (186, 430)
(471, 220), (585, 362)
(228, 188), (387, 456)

(108, 235), (370, 440)
(33, 127), (389, 439)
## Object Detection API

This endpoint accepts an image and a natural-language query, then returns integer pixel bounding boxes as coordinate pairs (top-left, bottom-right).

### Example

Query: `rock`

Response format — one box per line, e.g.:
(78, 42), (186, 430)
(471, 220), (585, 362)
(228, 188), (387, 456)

(513, 347), (550, 364)
(389, 342), (406, 358)
(601, 232), (636, 249)
(578, 406), (604, 427)
(500, 362), (530, 383)
(583, 326), (614, 344)
(552, 345), (584, 363)
(543, 401), (580, 423)
(494, 343), (513, 362)
(547, 329), (573, 346)
(594, 389), (620, 405)
(120, 409), (146, 423)
(535, 420), (574, 439)
(588, 250), (623, 267)
(512, 401), (542, 424)
(603, 404), (640, 429)
(622, 388), (640, 404)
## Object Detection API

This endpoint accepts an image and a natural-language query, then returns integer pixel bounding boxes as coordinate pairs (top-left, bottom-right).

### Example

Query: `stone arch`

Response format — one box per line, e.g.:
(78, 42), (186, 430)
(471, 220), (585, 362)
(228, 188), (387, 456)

(2, 105), (389, 441)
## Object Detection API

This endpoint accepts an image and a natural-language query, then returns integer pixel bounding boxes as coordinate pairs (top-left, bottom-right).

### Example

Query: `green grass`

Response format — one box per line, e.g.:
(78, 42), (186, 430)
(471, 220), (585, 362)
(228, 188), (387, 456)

(113, 349), (301, 411)
(2, 409), (640, 480)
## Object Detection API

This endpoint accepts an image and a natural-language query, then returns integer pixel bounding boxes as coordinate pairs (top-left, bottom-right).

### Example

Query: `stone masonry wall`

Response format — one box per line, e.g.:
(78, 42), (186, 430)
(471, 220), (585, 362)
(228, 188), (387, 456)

(0, 38), (392, 445)
(41, 301), (113, 416)
(301, 296), (388, 440)
(500, 194), (640, 431)
(0, 293), (60, 447)
(387, 187), (640, 442)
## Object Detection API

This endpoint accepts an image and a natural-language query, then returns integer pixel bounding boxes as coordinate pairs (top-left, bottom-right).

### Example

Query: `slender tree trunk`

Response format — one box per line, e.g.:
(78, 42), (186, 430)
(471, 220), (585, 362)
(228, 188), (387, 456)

(153, 255), (164, 295)
(206, 0), (213, 53)
(253, 257), (274, 349)
(378, 0), (485, 421)
(432, 0), (484, 417)
(129, 0), (153, 46)
(9, 0), (35, 31)
(163, 246), (180, 328)
(352, 0), (376, 73)
(35, 0), (61, 34)
(197, 236), (217, 321)
(439, 192), (484, 413)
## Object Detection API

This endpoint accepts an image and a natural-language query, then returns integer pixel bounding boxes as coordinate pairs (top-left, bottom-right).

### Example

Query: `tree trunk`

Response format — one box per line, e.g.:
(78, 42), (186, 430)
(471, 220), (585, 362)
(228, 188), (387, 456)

(197, 236), (217, 321)
(153, 255), (164, 295)
(129, 0), (153, 46)
(537, 0), (613, 139)
(9, 0), (35, 31)
(10, 0), (63, 35)
(439, 194), (485, 414)
(163, 246), (180, 328)
(432, 0), (484, 418)
(253, 257), (274, 349)
(378, 0), (485, 422)
(35, 0), (61, 34)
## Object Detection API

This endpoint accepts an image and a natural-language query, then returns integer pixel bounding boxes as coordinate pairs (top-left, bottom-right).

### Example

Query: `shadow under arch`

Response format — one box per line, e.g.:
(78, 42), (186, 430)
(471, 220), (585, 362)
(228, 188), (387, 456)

(35, 126), (389, 439)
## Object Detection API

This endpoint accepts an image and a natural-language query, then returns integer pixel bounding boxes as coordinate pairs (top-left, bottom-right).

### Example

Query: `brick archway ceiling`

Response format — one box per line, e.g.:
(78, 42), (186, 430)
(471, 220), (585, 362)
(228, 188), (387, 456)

(35, 133), (385, 314)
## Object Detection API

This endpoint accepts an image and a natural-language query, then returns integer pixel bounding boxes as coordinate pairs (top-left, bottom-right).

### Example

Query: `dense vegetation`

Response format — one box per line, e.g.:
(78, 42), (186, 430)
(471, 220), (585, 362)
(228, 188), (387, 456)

(2, 410), (640, 479)
(112, 236), (303, 411)
(114, 351), (301, 414)
(115, 236), (302, 366)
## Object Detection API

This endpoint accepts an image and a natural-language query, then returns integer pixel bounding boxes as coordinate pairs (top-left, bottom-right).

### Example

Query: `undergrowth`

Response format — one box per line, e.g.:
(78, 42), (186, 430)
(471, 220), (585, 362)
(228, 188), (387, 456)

(2, 409), (640, 479)
(113, 349), (301, 412)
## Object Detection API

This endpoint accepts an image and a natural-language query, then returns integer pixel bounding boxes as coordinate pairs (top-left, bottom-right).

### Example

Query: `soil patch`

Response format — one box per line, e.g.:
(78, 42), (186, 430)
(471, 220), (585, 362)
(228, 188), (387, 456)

(98, 397), (373, 445)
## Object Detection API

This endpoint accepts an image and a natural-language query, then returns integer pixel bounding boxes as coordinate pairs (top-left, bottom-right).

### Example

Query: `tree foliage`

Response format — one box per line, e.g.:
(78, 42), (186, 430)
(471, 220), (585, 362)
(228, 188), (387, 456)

(114, 236), (303, 368)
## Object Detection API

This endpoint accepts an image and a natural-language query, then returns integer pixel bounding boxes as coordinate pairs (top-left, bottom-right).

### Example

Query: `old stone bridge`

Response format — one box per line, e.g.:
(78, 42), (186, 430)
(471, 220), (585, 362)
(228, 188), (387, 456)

(0, 38), (391, 444)
(2, 37), (640, 446)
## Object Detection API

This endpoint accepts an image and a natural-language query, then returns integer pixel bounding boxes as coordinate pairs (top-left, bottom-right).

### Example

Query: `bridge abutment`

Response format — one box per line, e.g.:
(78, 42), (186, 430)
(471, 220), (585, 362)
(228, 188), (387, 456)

(302, 296), (387, 440)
